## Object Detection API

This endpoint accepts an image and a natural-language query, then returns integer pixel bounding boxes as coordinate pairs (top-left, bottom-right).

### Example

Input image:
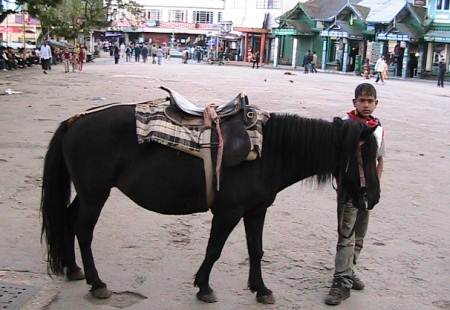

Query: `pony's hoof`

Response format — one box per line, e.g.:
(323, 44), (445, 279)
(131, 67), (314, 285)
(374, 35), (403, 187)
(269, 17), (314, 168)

(67, 269), (85, 281)
(257, 293), (275, 304)
(197, 291), (218, 303)
(90, 287), (113, 299)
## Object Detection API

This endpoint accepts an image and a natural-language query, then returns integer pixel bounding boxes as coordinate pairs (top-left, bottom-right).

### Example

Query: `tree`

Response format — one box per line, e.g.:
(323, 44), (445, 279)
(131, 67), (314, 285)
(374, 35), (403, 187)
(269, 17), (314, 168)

(1, 0), (61, 23)
(1, 0), (144, 41)
(38, 0), (111, 40)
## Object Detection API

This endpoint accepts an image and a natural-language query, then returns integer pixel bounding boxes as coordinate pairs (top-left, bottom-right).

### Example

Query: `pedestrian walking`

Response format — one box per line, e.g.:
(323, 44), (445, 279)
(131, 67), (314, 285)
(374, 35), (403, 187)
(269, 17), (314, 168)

(78, 45), (86, 72)
(125, 45), (132, 62)
(120, 43), (126, 58)
(303, 52), (310, 73)
(247, 49), (253, 62)
(134, 45), (141, 62)
(252, 51), (260, 69)
(63, 48), (70, 73)
(151, 44), (158, 64)
(114, 45), (120, 64)
(375, 56), (386, 84)
(325, 83), (385, 306)
(68, 50), (76, 72)
(438, 58), (446, 88)
(196, 47), (202, 63)
(311, 51), (318, 73)
(182, 49), (189, 64)
(141, 44), (149, 63)
(40, 40), (52, 74)
(363, 58), (370, 79)
(157, 46), (163, 65)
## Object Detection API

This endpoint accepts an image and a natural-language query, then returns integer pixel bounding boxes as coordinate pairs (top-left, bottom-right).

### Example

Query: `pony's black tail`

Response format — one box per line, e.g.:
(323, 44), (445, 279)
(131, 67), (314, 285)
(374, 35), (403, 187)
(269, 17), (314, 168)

(40, 121), (71, 275)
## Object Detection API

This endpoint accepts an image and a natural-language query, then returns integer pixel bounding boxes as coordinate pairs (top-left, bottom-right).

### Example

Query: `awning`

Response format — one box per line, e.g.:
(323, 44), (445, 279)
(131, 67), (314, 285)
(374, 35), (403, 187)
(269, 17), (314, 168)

(377, 23), (422, 42)
(46, 40), (74, 48)
(424, 29), (450, 43)
(321, 21), (364, 40)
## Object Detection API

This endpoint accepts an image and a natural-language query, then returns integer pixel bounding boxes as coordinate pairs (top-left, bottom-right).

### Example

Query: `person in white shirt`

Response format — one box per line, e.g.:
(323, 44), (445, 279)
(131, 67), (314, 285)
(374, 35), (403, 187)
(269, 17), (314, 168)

(40, 41), (52, 74)
(374, 56), (386, 84)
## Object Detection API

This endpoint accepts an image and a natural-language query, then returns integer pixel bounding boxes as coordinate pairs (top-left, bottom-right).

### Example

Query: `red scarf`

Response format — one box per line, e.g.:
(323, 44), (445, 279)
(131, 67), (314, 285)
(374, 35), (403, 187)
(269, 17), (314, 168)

(347, 110), (379, 128)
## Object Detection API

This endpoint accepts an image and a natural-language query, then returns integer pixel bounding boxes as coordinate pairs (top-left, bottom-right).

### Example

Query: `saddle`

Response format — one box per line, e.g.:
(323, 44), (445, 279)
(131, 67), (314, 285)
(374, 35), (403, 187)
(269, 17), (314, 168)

(162, 86), (258, 167)
(160, 86), (259, 208)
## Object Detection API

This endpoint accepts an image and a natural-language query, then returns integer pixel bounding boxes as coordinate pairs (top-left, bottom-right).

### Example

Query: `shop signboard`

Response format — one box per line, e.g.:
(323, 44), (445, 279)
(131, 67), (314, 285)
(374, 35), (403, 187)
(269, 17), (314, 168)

(368, 41), (382, 64)
(424, 35), (450, 43)
(377, 33), (410, 42)
(273, 28), (297, 36)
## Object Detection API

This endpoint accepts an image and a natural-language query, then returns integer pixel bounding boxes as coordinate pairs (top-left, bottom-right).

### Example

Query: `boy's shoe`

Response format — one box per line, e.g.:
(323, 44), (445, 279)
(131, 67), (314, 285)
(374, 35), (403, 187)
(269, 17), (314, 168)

(325, 280), (350, 306)
(351, 274), (365, 290)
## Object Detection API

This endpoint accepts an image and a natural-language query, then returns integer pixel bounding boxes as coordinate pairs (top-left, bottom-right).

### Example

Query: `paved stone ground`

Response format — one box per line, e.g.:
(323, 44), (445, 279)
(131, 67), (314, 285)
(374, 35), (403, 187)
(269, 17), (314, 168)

(0, 57), (449, 310)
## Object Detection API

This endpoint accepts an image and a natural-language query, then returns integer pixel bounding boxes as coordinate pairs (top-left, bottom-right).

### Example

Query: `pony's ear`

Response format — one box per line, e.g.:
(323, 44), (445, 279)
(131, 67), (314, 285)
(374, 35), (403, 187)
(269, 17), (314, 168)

(360, 124), (377, 141)
(333, 117), (344, 128)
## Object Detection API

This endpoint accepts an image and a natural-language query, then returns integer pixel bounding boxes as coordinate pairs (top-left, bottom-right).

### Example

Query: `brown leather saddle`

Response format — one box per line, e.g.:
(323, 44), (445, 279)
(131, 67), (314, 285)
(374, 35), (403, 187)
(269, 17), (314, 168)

(162, 86), (258, 167)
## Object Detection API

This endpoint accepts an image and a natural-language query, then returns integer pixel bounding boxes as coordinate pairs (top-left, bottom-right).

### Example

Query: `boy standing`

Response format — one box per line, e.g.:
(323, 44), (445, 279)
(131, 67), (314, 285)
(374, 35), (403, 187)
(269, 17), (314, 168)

(325, 83), (385, 306)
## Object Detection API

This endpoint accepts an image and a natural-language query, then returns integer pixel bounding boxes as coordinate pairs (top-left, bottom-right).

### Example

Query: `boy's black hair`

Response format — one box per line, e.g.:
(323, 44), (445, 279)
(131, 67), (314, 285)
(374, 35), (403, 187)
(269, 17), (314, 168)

(355, 83), (377, 99)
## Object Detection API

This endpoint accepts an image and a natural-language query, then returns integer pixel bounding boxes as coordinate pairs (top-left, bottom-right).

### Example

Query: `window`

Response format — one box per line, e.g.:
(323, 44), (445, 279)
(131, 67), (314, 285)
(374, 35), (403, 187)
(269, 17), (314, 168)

(218, 12), (223, 23)
(193, 11), (214, 24)
(256, 0), (280, 9)
(230, 0), (244, 8)
(147, 9), (160, 21)
(437, 0), (450, 10)
(169, 10), (187, 22)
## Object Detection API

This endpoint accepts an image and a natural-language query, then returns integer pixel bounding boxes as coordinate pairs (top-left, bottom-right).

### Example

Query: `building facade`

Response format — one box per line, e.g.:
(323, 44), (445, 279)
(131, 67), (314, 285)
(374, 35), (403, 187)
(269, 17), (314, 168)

(223, 0), (302, 62)
(0, 0), (41, 47)
(108, 0), (225, 48)
(273, 0), (449, 79)
(423, 0), (450, 77)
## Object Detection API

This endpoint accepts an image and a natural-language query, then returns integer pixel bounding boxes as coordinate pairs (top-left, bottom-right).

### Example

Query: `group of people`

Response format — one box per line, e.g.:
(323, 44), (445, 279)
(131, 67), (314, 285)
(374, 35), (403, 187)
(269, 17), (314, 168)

(303, 50), (318, 73)
(0, 46), (40, 71)
(38, 41), (87, 74)
(113, 43), (164, 65)
(62, 45), (86, 73)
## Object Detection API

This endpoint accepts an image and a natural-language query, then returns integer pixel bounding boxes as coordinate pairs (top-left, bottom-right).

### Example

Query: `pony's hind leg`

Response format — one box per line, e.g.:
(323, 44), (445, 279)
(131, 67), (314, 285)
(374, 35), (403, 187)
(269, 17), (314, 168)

(75, 191), (112, 299)
(65, 196), (85, 281)
(194, 210), (242, 303)
(244, 208), (274, 304)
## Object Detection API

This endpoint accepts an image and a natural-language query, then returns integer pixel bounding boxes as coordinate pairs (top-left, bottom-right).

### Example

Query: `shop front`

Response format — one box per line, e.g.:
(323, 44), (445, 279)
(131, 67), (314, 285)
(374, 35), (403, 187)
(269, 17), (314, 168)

(320, 21), (365, 72)
(377, 23), (423, 78)
(234, 27), (269, 63)
(424, 25), (450, 80)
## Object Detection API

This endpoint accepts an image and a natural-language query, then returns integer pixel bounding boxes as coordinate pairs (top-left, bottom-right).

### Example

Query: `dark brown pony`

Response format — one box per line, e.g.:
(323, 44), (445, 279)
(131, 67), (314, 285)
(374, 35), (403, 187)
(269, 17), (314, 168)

(40, 105), (380, 304)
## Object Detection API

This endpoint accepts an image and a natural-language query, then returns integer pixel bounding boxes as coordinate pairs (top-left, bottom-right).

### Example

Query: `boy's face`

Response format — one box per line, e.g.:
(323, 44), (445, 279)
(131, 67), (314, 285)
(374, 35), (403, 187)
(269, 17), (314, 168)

(353, 93), (378, 118)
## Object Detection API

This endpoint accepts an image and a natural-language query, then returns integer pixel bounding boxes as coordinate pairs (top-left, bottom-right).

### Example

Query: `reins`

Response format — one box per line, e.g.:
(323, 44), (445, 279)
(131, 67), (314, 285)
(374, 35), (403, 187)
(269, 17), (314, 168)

(335, 144), (368, 239)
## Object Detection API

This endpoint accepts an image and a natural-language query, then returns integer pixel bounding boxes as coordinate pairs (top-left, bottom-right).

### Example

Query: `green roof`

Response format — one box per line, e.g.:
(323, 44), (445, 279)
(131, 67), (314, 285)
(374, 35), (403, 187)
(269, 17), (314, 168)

(424, 29), (450, 43)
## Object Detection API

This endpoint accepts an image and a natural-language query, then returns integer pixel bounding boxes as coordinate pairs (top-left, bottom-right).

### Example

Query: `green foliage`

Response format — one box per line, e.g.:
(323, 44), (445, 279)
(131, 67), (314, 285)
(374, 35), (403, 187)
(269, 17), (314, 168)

(38, 0), (110, 39)
(1, 0), (143, 40)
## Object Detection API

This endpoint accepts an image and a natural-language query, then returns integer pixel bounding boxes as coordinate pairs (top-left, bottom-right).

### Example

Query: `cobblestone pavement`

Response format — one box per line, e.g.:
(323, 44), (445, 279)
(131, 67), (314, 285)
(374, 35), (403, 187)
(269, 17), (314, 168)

(0, 57), (449, 310)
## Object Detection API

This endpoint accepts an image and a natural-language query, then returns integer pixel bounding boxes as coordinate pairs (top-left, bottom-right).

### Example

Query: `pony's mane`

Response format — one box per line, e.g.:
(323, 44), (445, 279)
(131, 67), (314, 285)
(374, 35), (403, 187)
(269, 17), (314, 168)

(262, 113), (340, 186)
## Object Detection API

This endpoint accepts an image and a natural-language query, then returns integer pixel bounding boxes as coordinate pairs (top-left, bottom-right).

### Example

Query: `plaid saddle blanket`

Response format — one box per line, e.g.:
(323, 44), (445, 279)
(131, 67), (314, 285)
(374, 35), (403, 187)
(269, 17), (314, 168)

(135, 101), (269, 158)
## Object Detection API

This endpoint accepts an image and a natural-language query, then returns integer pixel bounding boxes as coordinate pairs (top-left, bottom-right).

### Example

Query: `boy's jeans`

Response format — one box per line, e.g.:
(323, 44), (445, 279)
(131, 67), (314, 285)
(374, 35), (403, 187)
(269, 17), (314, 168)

(333, 200), (370, 288)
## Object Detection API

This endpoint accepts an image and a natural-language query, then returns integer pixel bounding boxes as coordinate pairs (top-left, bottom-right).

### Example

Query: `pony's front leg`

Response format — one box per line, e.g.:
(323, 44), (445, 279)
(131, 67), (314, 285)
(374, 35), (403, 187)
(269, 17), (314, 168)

(194, 210), (242, 303)
(244, 208), (275, 304)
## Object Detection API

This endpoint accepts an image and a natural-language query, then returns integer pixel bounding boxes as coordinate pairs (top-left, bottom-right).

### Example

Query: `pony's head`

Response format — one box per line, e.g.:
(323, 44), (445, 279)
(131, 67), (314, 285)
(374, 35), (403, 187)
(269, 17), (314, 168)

(333, 118), (380, 210)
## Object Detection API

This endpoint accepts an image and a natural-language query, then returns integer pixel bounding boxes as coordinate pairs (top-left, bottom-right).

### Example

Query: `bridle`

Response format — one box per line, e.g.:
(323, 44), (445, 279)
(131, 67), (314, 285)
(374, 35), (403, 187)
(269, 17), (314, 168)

(332, 143), (367, 197)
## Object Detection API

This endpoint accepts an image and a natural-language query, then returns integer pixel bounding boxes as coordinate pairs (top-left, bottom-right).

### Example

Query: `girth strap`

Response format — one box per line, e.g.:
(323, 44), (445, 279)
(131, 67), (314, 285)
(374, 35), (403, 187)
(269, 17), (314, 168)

(356, 146), (366, 188)
(203, 104), (224, 191)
